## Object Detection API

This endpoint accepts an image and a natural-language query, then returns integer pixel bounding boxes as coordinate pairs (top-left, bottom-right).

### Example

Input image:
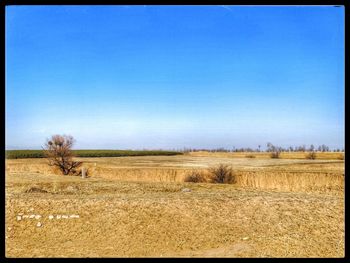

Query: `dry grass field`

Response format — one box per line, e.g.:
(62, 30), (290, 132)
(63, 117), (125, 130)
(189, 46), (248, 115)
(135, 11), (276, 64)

(5, 152), (344, 257)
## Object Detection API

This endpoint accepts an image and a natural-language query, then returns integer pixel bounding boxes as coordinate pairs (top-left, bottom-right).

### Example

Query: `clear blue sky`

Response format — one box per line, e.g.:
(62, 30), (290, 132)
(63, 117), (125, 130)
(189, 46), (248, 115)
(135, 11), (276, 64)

(6, 5), (344, 150)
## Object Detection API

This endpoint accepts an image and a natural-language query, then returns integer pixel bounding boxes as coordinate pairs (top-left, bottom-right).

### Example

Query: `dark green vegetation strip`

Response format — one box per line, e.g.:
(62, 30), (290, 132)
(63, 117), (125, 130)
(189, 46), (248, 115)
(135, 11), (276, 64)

(5, 150), (183, 159)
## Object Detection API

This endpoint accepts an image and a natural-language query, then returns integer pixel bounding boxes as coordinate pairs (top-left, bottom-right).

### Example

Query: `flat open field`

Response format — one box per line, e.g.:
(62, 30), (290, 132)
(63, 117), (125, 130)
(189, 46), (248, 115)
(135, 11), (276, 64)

(5, 153), (345, 257)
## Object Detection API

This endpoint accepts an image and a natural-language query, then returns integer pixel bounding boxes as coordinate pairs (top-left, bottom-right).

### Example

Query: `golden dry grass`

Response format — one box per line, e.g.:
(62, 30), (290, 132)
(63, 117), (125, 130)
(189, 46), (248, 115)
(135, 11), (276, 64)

(6, 155), (344, 193)
(5, 153), (345, 257)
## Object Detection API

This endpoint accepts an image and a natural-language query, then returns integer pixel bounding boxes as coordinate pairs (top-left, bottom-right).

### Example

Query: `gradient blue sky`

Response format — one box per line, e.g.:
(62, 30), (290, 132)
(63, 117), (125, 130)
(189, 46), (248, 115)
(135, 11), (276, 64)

(6, 5), (344, 150)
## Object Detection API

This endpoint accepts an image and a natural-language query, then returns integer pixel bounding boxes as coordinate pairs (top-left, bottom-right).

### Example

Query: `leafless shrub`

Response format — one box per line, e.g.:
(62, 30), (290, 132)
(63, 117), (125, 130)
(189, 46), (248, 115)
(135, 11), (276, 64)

(184, 170), (207, 183)
(306, 152), (317, 160)
(209, 164), (236, 184)
(42, 135), (82, 176)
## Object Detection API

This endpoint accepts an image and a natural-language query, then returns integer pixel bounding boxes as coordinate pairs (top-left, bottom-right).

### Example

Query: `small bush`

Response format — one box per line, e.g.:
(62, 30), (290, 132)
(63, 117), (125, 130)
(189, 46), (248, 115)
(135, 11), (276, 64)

(270, 151), (280, 159)
(337, 154), (344, 160)
(306, 152), (317, 160)
(184, 170), (206, 183)
(209, 164), (236, 184)
(245, 154), (256, 158)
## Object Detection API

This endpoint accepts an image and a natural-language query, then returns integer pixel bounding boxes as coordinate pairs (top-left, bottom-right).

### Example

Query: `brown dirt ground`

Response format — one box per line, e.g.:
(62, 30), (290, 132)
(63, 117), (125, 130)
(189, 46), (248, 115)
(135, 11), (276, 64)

(5, 155), (344, 258)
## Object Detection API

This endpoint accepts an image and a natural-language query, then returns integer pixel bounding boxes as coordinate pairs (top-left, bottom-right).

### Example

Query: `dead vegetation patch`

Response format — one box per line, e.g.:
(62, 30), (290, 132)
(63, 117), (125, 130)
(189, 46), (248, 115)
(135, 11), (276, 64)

(185, 164), (236, 184)
(184, 170), (207, 183)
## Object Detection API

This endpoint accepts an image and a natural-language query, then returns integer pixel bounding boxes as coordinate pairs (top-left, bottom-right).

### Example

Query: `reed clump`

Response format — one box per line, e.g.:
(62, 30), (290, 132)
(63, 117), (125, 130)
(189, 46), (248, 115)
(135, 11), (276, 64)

(306, 152), (317, 160)
(184, 170), (207, 183)
(270, 151), (280, 159)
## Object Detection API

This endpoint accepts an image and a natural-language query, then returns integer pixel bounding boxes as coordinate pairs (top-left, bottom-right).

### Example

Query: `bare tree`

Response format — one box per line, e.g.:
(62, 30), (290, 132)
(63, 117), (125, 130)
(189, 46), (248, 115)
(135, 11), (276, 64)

(266, 142), (274, 152)
(267, 142), (281, 158)
(319, 144), (329, 152)
(42, 134), (82, 175)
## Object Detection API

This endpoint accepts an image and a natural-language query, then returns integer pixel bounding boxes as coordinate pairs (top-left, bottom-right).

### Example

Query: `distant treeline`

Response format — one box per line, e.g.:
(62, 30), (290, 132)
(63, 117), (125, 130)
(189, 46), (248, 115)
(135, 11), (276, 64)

(5, 150), (183, 159)
(182, 143), (344, 153)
